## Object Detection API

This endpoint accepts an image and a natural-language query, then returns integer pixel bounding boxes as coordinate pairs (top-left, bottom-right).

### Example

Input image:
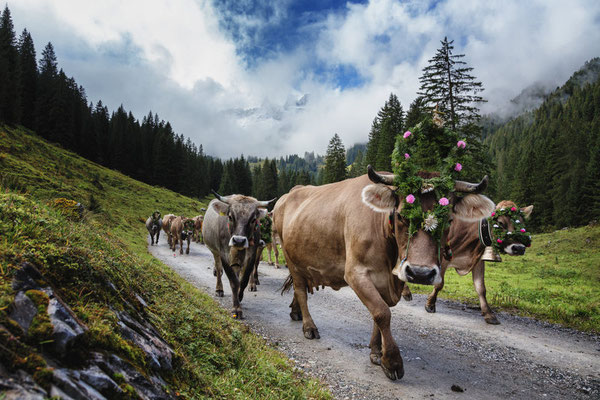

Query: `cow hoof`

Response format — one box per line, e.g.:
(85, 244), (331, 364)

(402, 292), (412, 301)
(484, 315), (500, 325)
(232, 310), (243, 319)
(268, 262), (274, 266)
(370, 353), (382, 366)
(290, 311), (302, 321)
(216, 290), (224, 297)
(381, 363), (404, 381)
(186, 250), (189, 254)
(275, 265), (280, 269)
(425, 303), (436, 313)
(303, 327), (320, 340)
(255, 279), (260, 285)
(250, 286), (257, 292)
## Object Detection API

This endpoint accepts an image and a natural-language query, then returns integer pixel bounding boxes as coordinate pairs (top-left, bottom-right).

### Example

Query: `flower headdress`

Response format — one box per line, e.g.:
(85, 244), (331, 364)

(489, 207), (531, 253)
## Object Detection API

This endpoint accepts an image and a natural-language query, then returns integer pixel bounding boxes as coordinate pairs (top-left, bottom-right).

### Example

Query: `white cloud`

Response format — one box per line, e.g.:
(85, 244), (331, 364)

(9, 0), (600, 158)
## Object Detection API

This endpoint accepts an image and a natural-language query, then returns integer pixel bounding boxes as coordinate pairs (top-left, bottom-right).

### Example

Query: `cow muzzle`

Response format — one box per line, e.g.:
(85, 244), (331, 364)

(504, 243), (526, 256)
(392, 262), (441, 285)
(229, 235), (249, 248)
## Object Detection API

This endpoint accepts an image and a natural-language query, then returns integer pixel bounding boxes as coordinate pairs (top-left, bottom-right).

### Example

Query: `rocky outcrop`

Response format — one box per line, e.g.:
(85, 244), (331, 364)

(3, 262), (175, 399)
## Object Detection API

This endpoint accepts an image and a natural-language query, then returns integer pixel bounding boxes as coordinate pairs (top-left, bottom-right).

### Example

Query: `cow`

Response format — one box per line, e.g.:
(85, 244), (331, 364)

(162, 214), (176, 247)
(145, 211), (162, 245)
(202, 191), (273, 319)
(273, 166), (488, 380)
(192, 215), (204, 243)
(170, 216), (194, 255)
(264, 212), (282, 268)
(249, 239), (266, 292)
(420, 196), (533, 324)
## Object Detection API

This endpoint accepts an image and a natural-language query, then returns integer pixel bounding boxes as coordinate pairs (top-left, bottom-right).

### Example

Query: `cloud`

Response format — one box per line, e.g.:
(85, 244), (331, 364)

(9, 0), (600, 158)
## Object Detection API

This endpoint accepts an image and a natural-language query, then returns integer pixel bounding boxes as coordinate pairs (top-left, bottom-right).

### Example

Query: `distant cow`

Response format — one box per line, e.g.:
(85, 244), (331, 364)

(263, 212), (281, 268)
(202, 191), (273, 319)
(145, 211), (162, 245)
(170, 216), (194, 255)
(192, 215), (204, 243)
(421, 196), (533, 324)
(162, 214), (176, 246)
(273, 166), (487, 380)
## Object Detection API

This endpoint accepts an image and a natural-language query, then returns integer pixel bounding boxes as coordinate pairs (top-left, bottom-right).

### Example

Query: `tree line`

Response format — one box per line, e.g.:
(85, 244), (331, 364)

(0, 6), (222, 199)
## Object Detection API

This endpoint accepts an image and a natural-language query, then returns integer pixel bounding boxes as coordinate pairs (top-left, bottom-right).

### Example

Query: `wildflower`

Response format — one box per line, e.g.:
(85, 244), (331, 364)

(423, 214), (438, 231)
(403, 131), (412, 139)
(520, 228), (526, 233)
(406, 194), (415, 204)
(404, 153), (410, 159)
(439, 197), (449, 206)
(457, 140), (466, 149)
(455, 163), (462, 172)
(497, 239), (503, 244)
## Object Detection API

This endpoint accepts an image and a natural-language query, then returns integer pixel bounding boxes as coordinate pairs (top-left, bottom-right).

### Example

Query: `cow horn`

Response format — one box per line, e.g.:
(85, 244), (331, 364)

(212, 189), (231, 204)
(257, 198), (277, 208)
(454, 175), (489, 193)
(367, 165), (395, 185)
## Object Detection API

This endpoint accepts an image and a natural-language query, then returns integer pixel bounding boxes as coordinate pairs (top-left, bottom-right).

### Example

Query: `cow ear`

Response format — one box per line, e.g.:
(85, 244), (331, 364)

(362, 184), (397, 213)
(521, 205), (533, 219)
(257, 208), (268, 220)
(211, 200), (228, 216)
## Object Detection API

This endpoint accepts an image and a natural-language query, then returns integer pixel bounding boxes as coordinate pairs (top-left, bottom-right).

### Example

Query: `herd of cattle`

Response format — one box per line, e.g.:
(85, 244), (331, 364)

(146, 166), (533, 381)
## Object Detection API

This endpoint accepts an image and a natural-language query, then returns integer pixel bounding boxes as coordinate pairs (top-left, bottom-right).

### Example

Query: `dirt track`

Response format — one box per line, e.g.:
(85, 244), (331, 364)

(149, 239), (599, 400)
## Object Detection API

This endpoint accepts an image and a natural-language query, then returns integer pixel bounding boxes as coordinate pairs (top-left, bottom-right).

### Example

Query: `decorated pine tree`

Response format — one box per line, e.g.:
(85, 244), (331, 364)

(323, 133), (347, 184)
(418, 37), (486, 130)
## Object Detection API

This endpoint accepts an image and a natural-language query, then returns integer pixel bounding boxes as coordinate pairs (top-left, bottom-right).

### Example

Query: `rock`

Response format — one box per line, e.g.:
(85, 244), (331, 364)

(12, 262), (44, 291)
(9, 291), (38, 333)
(47, 295), (86, 354)
(52, 368), (106, 400)
(79, 365), (124, 398)
(0, 368), (47, 400)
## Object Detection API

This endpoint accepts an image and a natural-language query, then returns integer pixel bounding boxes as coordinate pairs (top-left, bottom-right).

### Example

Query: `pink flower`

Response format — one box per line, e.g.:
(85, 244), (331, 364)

(497, 239), (503, 244)
(406, 194), (415, 204)
(491, 212), (496, 217)
(511, 207), (517, 211)
(438, 197), (449, 206)
(520, 228), (526, 233)
(404, 153), (410, 159)
(403, 130), (412, 139)
(454, 163), (462, 171)
(457, 140), (466, 149)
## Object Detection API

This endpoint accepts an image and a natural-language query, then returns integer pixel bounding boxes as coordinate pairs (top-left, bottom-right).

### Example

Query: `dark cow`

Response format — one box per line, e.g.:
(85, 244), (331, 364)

(145, 211), (162, 245)
(202, 192), (273, 319)
(273, 166), (487, 380)
(422, 196), (533, 324)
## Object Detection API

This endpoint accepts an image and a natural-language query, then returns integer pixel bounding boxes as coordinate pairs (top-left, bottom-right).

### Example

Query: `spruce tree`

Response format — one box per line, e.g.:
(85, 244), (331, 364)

(0, 5), (19, 124)
(405, 96), (427, 130)
(375, 93), (404, 171)
(35, 42), (58, 139)
(323, 133), (347, 184)
(418, 37), (486, 130)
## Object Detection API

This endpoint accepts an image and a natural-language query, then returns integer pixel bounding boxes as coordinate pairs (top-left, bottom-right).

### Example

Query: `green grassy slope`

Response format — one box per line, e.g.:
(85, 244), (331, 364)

(409, 225), (600, 332)
(0, 125), (330, 399)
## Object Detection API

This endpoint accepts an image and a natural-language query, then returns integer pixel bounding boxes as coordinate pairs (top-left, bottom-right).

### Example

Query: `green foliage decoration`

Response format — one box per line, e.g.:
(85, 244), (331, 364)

(391, 116), (469, 241)
(489, 207), (532, 253)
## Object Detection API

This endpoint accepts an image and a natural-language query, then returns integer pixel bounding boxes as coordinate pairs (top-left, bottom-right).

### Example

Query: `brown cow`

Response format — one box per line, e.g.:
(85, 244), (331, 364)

(422, 196), (533, 324)
(273, 166), (487, 380)
(170, 216), (194, 255)
(192, 215), (204, 243)
(162, 214), (176, 246)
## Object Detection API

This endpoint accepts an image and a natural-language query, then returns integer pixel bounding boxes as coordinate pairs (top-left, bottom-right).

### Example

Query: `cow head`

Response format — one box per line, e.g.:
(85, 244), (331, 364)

(181, 218), (194, 240)
(362, 166), (488, 285)
(490, 201), (533, 255)
(211, 191), (274, 267)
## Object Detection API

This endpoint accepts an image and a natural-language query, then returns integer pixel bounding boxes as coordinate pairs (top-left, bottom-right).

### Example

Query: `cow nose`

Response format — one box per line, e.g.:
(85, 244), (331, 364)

(513, 244), (526, 255)
(229, 235), (249, 248)
(405, 265), (437, 285)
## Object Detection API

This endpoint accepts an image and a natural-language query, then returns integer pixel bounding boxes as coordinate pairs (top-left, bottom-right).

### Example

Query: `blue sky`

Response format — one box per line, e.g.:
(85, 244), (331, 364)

(9, 0), (600, 157)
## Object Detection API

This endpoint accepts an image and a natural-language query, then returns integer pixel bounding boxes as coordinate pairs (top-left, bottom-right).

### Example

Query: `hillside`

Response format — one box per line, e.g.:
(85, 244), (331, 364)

(484, 57), (600, 229)
(0, 125), (329, 399)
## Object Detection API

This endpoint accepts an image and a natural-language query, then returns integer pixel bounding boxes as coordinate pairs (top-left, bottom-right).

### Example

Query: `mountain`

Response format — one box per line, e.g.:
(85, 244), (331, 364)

(484, 57), (600, 230)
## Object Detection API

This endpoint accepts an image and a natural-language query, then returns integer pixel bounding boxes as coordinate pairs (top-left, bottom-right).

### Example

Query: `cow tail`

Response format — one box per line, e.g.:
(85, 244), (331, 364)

(280, 274), (294, 295)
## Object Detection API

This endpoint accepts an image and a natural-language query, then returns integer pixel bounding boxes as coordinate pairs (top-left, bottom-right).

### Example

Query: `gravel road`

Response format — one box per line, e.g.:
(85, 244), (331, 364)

(149, 239), (599, 400)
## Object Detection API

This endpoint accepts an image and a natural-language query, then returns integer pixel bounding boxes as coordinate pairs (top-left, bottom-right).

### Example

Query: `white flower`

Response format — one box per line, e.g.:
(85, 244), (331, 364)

(507, 232), (512, 235)
(424, 214), (438, 232)
(515, 219), (521, 224)
(493, 224), (499, 228)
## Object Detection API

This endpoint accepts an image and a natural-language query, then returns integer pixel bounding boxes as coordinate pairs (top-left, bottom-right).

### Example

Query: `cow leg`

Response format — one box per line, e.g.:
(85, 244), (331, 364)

(179, 235), (184, 254)
(156, 230), (160, 244)
(292, 277), (319, 339)
(369, 321), (383, 366)
(267, 243), (274, 265)
(186, 237), (190, 254)
(289, 295), (302, 321)
(473, 261), (499, 324)
(171, 235), (177, 252)
(211, 251), (224, 297)
(425, 276), (445, 313)
(149, 233), (153, 246)
(249, 256), (259, 292)
(273, 244), (280, 268)
(401, 283), (412, 301)
(222, 263), (243, 319)
(345, 270), (404, 381)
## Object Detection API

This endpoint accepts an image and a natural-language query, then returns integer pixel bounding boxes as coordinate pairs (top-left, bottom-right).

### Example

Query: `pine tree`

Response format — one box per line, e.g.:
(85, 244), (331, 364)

(375, 93), (404, 171)
(418, 37), (486, 130)
(405, 96), (427, 130)
(17, 29), (37, 128)
(364, 117), (380, 168)
(35, 42), (58, 139)
(323, 133), (347, 184)
(0, 5), (19, 124)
